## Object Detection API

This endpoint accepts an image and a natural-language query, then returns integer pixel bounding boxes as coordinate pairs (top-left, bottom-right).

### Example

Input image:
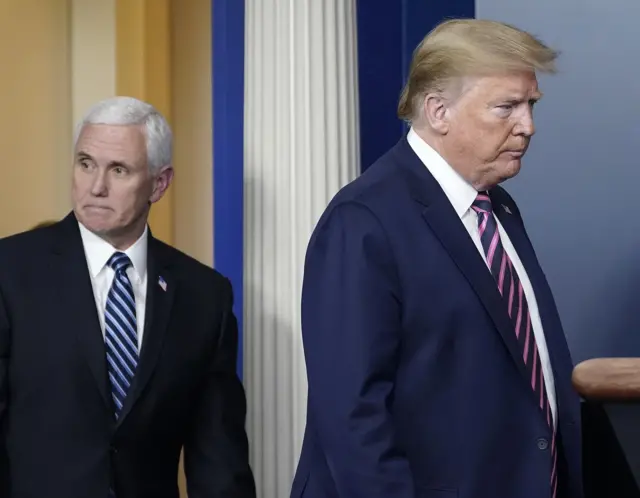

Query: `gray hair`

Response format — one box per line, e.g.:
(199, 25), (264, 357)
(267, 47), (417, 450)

(73, 96), (173, 174)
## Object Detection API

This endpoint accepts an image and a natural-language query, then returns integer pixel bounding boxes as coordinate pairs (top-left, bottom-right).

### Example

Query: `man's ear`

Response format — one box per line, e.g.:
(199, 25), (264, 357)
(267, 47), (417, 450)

(149, 166), (174, 204)
(423, 92), (452, 135)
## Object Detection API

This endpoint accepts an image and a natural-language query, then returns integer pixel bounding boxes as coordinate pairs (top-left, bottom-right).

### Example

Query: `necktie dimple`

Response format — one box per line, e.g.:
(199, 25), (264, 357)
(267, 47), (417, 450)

(472, 192), (558, 497)
(104, 252), (138, 419)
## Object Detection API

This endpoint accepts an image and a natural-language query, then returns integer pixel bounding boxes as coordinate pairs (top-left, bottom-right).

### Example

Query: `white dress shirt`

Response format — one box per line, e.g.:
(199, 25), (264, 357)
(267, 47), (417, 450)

(407, 128), (557, 427)
(78, 222), (148, 350)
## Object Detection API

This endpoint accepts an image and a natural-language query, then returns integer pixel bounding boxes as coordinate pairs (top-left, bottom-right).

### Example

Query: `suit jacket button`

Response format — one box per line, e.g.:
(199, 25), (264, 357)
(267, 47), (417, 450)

(537, 438), (549, 450)
(110, 446), (118, 454)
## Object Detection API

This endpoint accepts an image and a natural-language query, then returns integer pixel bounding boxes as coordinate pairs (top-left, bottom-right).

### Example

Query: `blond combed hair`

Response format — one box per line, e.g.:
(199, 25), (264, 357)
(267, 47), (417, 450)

(398, 19), (559, 122)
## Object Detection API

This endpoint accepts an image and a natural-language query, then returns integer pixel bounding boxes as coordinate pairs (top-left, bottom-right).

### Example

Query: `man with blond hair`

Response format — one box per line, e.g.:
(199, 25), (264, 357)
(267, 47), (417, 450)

(292, 19), (582, 498)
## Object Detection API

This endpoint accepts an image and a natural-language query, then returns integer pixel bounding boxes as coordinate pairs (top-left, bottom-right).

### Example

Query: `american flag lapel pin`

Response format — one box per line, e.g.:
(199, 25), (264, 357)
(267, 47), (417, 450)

(158, 276), (167, 292)
(502, 204), (512, 214)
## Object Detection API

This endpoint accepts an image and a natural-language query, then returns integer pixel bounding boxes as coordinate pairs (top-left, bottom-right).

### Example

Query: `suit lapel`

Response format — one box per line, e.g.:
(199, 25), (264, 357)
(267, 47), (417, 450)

(395, 138), (533, 386)
(51, 213), (111, 410)
(117, 236), (176, 425)
(492, 195), (576, 403)
(419, 199), (532, 384)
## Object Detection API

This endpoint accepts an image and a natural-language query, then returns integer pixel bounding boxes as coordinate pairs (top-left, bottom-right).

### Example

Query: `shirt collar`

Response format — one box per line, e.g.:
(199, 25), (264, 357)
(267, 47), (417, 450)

(407, 127), (479, 219)
(78, 222), (148, 282)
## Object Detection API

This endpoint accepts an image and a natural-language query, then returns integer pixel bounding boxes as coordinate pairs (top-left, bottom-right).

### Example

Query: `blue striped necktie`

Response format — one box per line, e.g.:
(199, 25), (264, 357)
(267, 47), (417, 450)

(104, 252), (139, 419)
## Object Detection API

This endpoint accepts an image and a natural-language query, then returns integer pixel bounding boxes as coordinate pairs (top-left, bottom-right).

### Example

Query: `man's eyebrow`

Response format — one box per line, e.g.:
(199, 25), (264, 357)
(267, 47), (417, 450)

(107, 160), (132, 169)
(498, 93), (542, 105)
(76, 151), (92, 160)
(75, 153), (131, 169)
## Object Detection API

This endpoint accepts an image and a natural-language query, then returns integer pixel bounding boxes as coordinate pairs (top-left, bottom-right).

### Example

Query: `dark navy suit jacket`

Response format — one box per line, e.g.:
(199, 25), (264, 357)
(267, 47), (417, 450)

(0, 214), (255, 498)
(291, 137), (583, 498)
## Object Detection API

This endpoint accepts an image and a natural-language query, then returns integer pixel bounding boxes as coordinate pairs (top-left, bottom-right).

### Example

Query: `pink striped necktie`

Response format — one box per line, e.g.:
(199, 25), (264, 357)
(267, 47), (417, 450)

(471, 192), (558, 497)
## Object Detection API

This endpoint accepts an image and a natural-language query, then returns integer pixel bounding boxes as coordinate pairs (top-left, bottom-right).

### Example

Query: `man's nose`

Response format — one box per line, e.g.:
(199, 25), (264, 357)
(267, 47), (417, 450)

(90, 170), (108, 196)
(516, 109), (535, 137)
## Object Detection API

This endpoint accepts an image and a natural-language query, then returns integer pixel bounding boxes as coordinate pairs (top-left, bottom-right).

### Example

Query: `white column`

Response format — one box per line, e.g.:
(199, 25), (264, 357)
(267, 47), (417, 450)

(244, 1), (360, 497)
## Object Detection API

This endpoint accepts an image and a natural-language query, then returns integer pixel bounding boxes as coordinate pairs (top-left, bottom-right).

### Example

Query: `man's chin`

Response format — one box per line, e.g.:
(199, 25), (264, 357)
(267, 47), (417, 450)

(76, 213), (114, 237)
(83, 224), (113, 238)
(499, 159), (522, 183)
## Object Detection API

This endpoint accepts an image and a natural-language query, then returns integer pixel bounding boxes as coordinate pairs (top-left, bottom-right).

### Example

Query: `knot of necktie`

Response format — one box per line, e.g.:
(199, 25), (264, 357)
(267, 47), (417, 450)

(107, 252), (132, 274)
(471, 191), (493, 215)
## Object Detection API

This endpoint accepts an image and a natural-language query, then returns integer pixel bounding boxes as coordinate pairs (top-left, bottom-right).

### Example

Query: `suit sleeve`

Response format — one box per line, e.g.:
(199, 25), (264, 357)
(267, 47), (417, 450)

(0, 284), (10, 492)
(302, 201), (416, 497)
(184, 278), (256, 498)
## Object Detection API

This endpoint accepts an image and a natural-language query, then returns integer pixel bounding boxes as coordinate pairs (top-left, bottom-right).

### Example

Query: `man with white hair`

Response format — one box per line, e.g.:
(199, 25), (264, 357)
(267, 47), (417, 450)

(0, 97), (256, 498)
(293, 19), (582, 498)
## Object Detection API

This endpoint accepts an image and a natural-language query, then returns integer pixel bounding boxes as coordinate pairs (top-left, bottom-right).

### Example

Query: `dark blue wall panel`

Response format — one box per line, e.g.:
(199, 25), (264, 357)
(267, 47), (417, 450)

(356, 0), (475, 171)
(212, 0), (245, 379)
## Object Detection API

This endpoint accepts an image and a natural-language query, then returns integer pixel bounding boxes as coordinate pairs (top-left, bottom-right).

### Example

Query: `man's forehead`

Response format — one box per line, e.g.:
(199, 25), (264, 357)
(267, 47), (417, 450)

(77, 123), (145, 145)
(76, 124), (146, 156)
(478, 73), (541, 98)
